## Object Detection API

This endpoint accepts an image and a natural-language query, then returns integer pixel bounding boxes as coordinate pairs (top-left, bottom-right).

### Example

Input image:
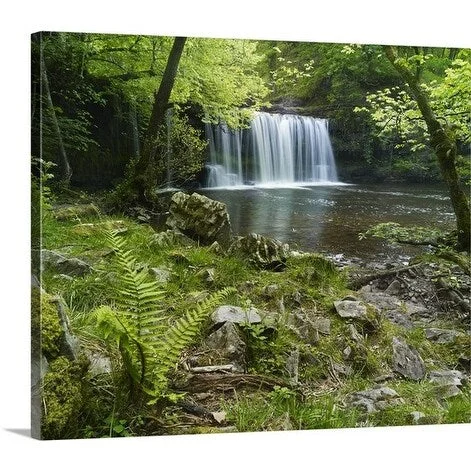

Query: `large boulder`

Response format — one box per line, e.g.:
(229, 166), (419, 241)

(228, 233), (290, 270)
(166, 192), (232, 247)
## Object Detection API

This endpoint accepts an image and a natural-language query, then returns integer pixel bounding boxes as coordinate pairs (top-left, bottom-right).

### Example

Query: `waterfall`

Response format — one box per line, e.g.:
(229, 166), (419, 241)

(205, 112), (338, 188)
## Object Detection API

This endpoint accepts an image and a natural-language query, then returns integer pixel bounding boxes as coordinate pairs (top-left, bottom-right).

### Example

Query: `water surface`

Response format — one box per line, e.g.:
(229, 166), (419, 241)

(199, 183), (454, 262)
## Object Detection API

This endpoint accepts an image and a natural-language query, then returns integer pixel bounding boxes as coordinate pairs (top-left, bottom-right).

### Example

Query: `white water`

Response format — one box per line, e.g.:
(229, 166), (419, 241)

(205, 112), (338, 188)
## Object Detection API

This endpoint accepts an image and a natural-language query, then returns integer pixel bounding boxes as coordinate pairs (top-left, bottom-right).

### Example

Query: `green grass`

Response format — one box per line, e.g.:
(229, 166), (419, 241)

(224, 389), (360, 432)
(37, 200), (470, 437)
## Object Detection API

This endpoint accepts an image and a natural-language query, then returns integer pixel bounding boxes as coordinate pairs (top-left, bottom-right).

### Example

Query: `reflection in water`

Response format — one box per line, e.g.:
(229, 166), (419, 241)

(200, 184), (454, 261)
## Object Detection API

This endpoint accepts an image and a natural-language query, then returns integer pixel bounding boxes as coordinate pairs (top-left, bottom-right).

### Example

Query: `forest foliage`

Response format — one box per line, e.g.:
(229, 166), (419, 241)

(32, 33), (470, 191)
(32, 33), (471, 439)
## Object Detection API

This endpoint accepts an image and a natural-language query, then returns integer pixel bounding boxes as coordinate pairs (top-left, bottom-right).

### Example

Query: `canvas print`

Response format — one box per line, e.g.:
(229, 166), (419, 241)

(31, 32), (470, 440)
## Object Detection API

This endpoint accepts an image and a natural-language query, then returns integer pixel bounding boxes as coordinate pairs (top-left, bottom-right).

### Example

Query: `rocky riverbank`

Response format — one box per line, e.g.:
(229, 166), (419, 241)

(33, 191), (470, 438)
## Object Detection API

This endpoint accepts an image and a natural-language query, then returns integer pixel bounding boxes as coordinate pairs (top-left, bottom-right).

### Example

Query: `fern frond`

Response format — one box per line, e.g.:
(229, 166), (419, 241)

(96, 229), (235, 403)
(147, 287), (236, 398)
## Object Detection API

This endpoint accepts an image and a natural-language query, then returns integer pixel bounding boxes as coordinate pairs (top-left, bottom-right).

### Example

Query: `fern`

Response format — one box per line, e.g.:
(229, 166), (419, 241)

(148, 287), (235, 401)
(92, 229), (234, 403)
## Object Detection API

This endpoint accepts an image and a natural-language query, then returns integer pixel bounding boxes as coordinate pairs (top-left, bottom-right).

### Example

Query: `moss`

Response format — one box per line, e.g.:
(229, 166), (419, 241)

(31, 288), (63, 359)
(53, 203), (100, 221)
(41, 356), (85, 439)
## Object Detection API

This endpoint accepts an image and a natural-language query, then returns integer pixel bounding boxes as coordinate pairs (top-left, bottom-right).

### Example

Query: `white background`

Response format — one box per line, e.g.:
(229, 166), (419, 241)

(0, 1), (470, 469)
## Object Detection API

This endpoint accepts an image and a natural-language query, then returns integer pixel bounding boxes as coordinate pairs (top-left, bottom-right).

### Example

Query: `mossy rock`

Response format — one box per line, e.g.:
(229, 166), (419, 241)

(41, 356), (86, 439)
(53, 203), (100, 221)
(71, 220), (128, 236)
(31, 288), (62, 359)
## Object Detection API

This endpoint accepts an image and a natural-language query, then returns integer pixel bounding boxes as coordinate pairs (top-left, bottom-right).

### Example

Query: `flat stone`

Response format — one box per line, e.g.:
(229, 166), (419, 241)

(149, 267), (172, 283)
(334, 300), (367, 319)
(42, 250), (92, 277)
(311, 317), (331, 336)
(429, 370), (465, 397)
(203, 321), (247, 373)
(425, 328), (461, 344)
(211, 305), (261, 326)
(347, 386), (402, 413)
(392, 337), (425, 381)
(383, 310), (414, 329)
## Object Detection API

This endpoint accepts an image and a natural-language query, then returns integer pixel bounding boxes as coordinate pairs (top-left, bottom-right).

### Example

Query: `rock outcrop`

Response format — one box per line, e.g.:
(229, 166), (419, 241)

(166, 192), (232, 247)
(228, 233), (290, 270)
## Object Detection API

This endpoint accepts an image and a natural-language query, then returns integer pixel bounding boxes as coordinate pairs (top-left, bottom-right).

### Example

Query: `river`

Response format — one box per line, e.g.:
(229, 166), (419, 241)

(199, 183), (454, 263)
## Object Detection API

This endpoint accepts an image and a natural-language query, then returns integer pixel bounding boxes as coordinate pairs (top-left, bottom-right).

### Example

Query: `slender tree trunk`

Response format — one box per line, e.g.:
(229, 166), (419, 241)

(133, 37), (187, 201)
(383, 45), (470, 252)
(40, 40), (72, 185)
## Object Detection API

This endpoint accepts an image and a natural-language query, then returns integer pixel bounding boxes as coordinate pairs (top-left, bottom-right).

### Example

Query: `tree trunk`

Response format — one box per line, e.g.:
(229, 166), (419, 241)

(40, 40), (72, 186)
(383, 46), (470, 252)
(133, 37), (187, 201)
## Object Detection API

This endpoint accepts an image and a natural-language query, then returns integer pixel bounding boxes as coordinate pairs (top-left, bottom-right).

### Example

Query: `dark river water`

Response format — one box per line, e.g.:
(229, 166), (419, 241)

(199, 183), (454, 263)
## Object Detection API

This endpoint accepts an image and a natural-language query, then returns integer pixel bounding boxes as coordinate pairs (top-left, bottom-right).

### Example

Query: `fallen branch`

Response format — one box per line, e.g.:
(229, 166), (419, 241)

(347, 263), (423, 290)
(189, 364), (235, 373)
(173, 372), (289, 393)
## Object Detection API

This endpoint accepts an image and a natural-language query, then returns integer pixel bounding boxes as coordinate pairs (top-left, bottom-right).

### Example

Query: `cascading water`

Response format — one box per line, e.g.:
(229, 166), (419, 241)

(205, 112), (338, 188)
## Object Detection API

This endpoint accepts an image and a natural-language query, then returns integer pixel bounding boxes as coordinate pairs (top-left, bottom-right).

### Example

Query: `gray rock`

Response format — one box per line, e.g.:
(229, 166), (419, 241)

(385, 279), (403, 296)
(347, 386), (403, 413)
(359, 285), (427, 322)
(262, 284), (280, 298)
(348, 323), (363, 342)
(56, 299), (81, 361)
(410, 411), (427, 425)
(392, 337), (425, 380)
(343, 345), (352, 360)
(150, 229), (194, 248)
(42, 250), (92, 277)
(286, 348), (300, 385)
(211, 305), (261, 326)
(166, 192), (232, 247)
(383, 309), (414, 329)
(228, 233), (290, 270)
(204, 321), (247, 373)
(334, 300), (367, 319)
(149, 267), (172, 283)
(86, 351), (112, 376)
(311, 317), (331, 336)
(425, 328), (461, 344)
(373, 373), (395, 383)
(429, 370), (466, 398)
(332, 362), (353, 378)
(288, 310), (330, 344)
